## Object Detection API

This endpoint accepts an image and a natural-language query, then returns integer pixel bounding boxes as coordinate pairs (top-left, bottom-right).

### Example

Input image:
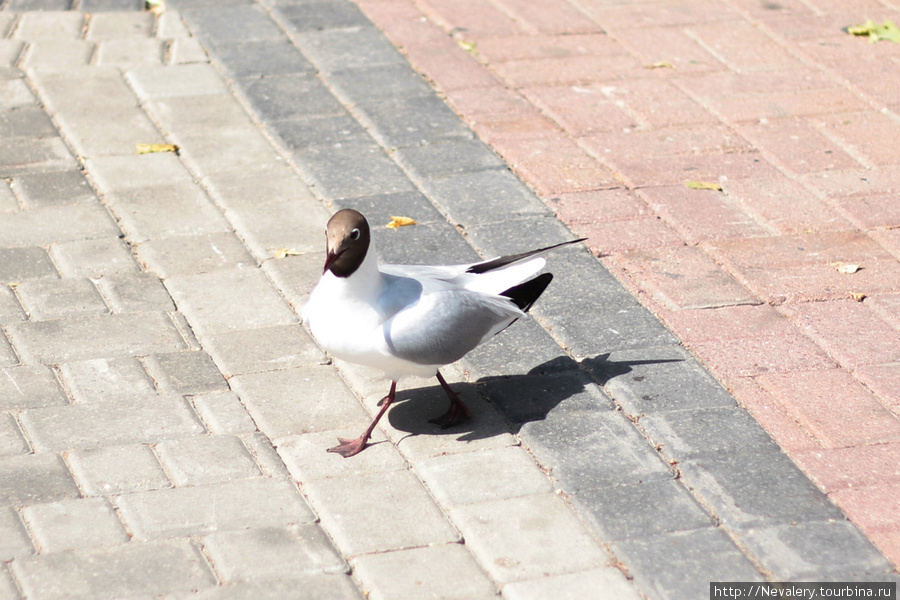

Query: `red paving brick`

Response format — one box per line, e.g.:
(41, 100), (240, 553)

(357, 0), (900, 567)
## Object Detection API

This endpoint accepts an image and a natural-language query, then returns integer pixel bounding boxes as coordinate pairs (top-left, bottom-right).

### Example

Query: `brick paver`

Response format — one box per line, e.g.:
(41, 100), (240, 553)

(1, 0), (898, 599)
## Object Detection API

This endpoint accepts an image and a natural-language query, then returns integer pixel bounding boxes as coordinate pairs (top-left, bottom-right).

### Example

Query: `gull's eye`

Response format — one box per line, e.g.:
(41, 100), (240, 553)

(350, 228), (361, 240)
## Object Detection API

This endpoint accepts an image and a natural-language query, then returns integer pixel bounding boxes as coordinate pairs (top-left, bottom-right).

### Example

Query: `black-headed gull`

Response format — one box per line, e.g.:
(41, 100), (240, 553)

(303, 209), (583, 457)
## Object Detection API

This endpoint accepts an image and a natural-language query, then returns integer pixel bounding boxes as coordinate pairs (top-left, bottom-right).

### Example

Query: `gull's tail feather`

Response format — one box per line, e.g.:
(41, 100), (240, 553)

(501, 273), (553, 313)
(466, 238), (586, 275)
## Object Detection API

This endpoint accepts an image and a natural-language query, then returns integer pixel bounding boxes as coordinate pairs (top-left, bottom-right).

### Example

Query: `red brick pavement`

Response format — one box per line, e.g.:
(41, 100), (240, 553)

(356, 0), (900, 567)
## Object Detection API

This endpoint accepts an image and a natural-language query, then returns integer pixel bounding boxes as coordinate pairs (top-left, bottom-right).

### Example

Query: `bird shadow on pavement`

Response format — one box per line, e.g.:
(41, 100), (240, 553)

(384, 353), (684, 440)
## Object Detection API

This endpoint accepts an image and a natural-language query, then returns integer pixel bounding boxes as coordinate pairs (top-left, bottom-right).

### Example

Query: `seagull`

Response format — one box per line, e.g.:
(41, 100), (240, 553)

(302, 209), (583, 457)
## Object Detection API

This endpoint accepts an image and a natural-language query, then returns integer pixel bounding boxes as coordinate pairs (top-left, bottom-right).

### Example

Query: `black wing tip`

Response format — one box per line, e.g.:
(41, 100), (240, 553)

(466, 238), (586, 275)
(501, 272), (553, 312)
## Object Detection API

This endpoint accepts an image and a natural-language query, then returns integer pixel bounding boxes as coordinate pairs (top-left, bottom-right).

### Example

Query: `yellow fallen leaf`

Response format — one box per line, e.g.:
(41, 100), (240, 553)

(386, 216), (417, 229)
(832, 262), (861, 274)
(645, 61), (675, 69)
(136, 143), (179, 154)
(145, 0), (165, 14)
(457, 39), (478, 56)
(847, 19), (900, 43)
(850, 292), (867, 302)
(685, 180), (723, 191)
(272, 248), (302, 259)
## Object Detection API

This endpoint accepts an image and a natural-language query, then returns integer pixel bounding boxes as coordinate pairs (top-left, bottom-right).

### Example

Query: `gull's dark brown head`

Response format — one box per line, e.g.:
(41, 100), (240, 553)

(323, 209), (370, 278)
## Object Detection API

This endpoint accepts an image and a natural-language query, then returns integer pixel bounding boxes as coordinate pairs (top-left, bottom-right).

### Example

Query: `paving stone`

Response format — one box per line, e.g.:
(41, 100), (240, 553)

(94, 273), (176, 313)
(394, 138), (506, 179)
(0, 137), (77, 177)
(0, 453), (79, 506)
(269, 113), (371, 150)
(239, 74), (344, 121)
(191, 392), (258, 435)
(85, 155), (194, 194)
(155, 435), (261, 486)
(277, 0), (369, 32)
(181, 4), (288, 47)
(11, 539), (216, 600)
(0, 335), (18, 368)
(21, 394), (203, 452)
(207, 40), (315, 78)
(0, 563), (22, 599)
(0, 413), (29, 456)
(0, 79), (35, 111)
(202, 163), (317, 213)
(0, 179), (16, 211)
(304, 469), (460, 556)
(0, 506), (33, 561)
(262, 251), (323, 310)
(142, 351), (228, 395)
(104, 182), (231, 242)
(10, 170), (97, 208)
(55, 105), (166, 157)
(115, 478), (316, 539)
(295, 27), (407, 73)
(80, 0), (143, 10)
(0, 41), (24, 70)
(275, 430), (407, 483)
(204, 324), (327, 376)
(240, 432), (291, 479)
(0, 366), (68, 410)
(15, 278), (109, 320)
(358, 94), (473, 148)
(740, 520), (893, 580)
(7, 0), (71, 8)
(170, 36), (211, 65)
(66, 443), (170, 496)
(571, 478), (712, 542)
(59, 357), (156, 404)
(22, 497), (129, 552)
(29, 67), (139, 114)
(611, 527), (764, 600)
(136, 232), (256, 278)
(126, 63), (230, 100)
(86, 12), (155, 40)
(174, 126), (286, 178)
(501, 568), (643, 600)
(227, 197), (331, 261)
(164, 268), (298, 337)
(95, 38), (166, 68)
(7, 312), (188, 363)
(20, 40), (95, 72)
(414, 446), (553, 505)
(0, 106), (56, 139)
(300, 140), (415, 198)
(0, 247), (57, 283)
(184, 576), (364, 600)
(351, 543), (498, 600)
(230, 366), (369, 438)
(448, 493), (610, 584)
(13, 12), (84, 40)
(0, 203), (119, 246)
(327, 64), (434, 106)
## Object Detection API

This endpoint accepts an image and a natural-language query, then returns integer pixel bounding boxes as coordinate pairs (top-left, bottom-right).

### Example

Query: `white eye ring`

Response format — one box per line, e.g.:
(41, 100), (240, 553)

(350, 228), (361, 240)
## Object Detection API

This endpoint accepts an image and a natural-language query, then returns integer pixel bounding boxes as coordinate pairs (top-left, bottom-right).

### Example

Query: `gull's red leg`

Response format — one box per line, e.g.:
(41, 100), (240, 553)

(429, 370), (471, 428)
(328, 380), (397, 458)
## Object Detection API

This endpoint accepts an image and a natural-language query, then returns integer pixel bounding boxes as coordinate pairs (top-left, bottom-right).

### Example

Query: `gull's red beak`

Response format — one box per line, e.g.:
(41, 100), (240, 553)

(323, 249), (342, 274)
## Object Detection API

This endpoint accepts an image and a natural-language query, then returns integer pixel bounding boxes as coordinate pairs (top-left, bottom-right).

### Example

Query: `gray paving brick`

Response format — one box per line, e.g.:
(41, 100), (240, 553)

(351, 543), (498, 600)
(208, 40), (314, 78)
(55, 105), (166, 157)
(0, 413), (29, 457)
(0, 179), (16, 211)
(146, 94), (254, 134)
(175, 127), (286, 178)
(275, 430), (407, 482)
(0, 506), (33, 561)
(59, 357), (155, 404)
(463, 215), (582, 258)
(29, 67), (138, 115)
(0, 79), (35, 112)
(0, 203), (119, 246)
(20, 40), (94, 72)
(170, 36), (211, 65)
(155, 435), (261, 486)
(479, 369), (611, 425)
(203, 525), (347, 581)
(94, 273), (176, 312)
(136, 232), (256, 278)
(295, 27), (406, 74)
(414, 446), (553, 505)
(15, 278), (108, 321)
(358, 95), (474, 148)
(328, 64), (434, 105)
(202, 162), (317, 212)
(11, 539), (216, 600)
(22, 498), (129, 552)
(277, 0), (369, 32)
(0, 247), (57, 283)
(67, 443), (170, 495)
(0, 366), (67, 410)
(448, 493), (610, 585)
(593, 345), (738, 414)
(115, 478), (316, 539)
(164, 268), (297, 338)
(0, 564), (21, 600)
(181, 4), (287, 47)
(239, 74), (344, 122)
(611, 528), (764, 600)
(741, 520), (892, 580)
(0, 335), (17, 368)
(7, 0), (71, 8)
(104, 182), (230, 242)
(191, 392), (258, 435)
(0, 285), (27, 325)
(677, 450), (845, 530)
(7, 312), (188, 363)
(0, 453), (79, 506)
(241, 432), (291, 478)
(10, 170), (97, 208)
(230, 366), (370, 438)
(0, 106), (55, 139)
(80, 0), (143, 10)
(12, 12), (84, 40)
(268, 113), (371, 152)
(519, 401), (672, 492)
(95, 38), (166, 68)
(501, 568), (643, 600)
(185, 576), (364, 600)
(571, 478), (712, 542)
(143, 351), (228, 394)
(86, 12), (154, 40)
(85, 153), (194, 194)
(296, 141), (416, 200)
(262, 251), (322, 309)
(204, 324), (327, 376)
(126, 63), (230, 100)
(226, 197), (331, 260)
(0, 137), (76, 177)
(0, 41), (24, 70)
(21, 394), (203, 452)
(460, 318), (573, 381)
(394, 138), (506, 180)
(303, 469), (460, 556)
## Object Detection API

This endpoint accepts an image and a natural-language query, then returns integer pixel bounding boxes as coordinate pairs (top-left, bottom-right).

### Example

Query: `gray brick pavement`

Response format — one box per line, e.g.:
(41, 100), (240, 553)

(0, 1), (895, 599)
